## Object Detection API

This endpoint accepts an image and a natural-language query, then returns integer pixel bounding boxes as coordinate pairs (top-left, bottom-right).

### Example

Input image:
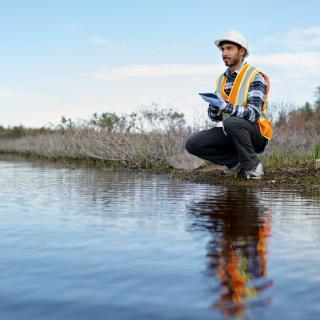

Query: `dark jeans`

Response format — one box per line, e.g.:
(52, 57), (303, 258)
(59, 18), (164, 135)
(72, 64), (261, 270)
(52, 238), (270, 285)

(185, 116), (267, 170)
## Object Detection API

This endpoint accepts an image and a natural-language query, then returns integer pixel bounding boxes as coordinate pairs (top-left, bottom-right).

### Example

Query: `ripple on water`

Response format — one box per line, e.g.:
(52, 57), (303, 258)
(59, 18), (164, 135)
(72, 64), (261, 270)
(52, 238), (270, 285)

(0, 157), (319, 320)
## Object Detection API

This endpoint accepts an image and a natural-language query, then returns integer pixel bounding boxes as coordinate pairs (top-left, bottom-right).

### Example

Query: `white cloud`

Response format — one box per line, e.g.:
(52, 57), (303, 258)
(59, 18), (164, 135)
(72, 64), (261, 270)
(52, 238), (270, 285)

(0, 86), (44, 98)
(88, 36), (107, 45)
(250, 51), (320, 74)
(261, 26), (320, 51)
(78, 50), (320, 84)
(79, 64), (225, 80)
(73, 49), (320, 127)
(248, 51), (320, 105)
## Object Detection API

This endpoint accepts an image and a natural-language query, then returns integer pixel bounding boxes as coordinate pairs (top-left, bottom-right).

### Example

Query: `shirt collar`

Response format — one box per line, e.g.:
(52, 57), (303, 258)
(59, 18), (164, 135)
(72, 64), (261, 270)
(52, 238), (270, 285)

(224, 61), (246, 76)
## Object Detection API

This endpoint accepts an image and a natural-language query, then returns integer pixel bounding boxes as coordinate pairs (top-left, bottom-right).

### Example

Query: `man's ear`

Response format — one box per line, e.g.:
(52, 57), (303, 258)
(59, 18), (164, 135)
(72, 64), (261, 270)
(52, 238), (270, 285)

(239, 47), (246, 58)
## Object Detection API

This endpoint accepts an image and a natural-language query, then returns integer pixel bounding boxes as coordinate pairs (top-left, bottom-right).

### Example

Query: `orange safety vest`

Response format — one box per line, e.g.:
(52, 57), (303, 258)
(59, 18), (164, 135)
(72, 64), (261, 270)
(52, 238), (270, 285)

(216, 63), (273, 140)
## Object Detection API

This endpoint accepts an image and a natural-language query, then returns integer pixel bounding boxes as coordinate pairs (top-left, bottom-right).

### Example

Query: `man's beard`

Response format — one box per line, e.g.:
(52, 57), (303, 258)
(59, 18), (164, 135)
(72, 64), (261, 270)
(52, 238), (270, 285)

(224, 56), (241, 67)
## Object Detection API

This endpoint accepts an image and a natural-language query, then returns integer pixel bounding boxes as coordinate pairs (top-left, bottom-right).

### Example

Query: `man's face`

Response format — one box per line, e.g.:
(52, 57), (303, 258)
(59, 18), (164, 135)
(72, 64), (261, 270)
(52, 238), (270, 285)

(220, 43), (244, 67)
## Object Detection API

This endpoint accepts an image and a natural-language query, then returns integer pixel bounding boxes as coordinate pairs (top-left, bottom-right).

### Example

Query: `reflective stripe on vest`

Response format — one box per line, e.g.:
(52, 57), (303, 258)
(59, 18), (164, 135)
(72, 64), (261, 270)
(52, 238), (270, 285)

(216, 64), (272, 140)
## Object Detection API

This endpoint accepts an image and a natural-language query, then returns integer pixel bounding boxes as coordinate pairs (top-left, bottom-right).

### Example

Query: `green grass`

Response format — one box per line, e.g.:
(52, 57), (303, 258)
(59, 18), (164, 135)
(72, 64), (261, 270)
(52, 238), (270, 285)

(261, 147), (315, 167)
(313, 139), (320, 160)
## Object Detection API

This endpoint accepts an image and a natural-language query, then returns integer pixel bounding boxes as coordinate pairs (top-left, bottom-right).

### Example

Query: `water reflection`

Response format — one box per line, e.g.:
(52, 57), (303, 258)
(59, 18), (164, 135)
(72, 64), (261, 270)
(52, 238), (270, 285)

(188, 188), (273, 318)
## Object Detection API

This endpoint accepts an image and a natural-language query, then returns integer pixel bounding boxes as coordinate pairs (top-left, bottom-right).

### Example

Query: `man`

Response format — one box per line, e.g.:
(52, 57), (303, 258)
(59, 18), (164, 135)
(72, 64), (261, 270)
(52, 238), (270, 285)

(185, 30), (272, 180)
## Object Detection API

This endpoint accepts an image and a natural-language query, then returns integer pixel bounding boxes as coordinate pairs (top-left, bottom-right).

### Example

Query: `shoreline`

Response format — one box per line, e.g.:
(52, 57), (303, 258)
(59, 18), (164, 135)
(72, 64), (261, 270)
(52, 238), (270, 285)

(0, 153), (319, 192)
(173, 164), (320, 192)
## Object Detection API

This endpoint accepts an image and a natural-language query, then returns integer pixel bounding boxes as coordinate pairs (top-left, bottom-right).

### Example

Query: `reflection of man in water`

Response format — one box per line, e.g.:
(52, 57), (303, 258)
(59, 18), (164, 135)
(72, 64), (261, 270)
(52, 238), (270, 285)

(188, 188), (273, 318)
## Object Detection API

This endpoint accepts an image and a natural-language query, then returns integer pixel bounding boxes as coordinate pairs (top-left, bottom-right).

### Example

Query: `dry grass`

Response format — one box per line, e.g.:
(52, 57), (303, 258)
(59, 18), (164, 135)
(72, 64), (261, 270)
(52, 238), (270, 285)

(0, 114), (191, 169)
(262, 126), (320, 166)
(0, 104), (319, 169)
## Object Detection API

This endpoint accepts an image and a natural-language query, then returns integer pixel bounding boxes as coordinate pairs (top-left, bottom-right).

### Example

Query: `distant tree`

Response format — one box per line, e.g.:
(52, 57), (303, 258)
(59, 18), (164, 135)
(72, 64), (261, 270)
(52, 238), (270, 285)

(11, 125), (25, 137)
(314, 86), (320, 114)
(275, 109), (287, 127)
(302, 102), (313, 120)
(59, 116), (74, 130)
(90, 112), (125, 132)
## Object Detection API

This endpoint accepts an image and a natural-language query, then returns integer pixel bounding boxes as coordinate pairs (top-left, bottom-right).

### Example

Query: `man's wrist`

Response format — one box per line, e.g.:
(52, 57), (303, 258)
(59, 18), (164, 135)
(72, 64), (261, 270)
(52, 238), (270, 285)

(223, 103), (234, 114)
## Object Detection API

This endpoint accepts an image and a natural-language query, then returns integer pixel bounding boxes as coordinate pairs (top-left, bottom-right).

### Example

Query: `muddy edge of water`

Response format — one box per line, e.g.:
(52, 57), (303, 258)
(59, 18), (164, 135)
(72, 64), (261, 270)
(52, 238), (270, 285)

(0, 154), (319, 192)
(173, 164), (320, 192)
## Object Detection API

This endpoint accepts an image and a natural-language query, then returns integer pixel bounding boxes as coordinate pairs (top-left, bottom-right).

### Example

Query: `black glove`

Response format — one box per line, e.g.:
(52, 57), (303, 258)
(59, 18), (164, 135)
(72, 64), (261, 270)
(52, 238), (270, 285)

(208, 104), (223, 122)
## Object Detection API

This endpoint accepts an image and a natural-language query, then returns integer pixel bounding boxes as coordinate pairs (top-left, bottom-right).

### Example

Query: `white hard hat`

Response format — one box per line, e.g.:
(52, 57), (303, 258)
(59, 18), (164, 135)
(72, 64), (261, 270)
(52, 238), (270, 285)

(214, 30), (249, 57)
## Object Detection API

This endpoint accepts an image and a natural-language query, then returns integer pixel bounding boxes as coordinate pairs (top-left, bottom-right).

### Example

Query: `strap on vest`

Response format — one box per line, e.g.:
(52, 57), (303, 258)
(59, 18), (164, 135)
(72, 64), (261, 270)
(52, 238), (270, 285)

(215, 64), (272, 140)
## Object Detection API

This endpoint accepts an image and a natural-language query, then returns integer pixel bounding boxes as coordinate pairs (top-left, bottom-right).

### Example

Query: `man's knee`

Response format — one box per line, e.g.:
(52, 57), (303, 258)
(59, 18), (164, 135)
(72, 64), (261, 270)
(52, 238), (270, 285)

(223, 116), (245, 135)
(185, 135), (198, 155)
(185, 132), (207, 155)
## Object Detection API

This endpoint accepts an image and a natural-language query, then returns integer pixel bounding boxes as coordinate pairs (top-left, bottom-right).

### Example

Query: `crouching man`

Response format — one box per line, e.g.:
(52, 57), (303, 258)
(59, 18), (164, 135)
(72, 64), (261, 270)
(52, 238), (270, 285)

(185, 30), (272, 180)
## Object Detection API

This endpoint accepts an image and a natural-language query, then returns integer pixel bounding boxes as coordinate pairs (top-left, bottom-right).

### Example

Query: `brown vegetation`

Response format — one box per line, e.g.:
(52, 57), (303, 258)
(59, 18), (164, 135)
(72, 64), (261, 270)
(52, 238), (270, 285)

(0, 87), (319, 171)
(0, 107), (190, 169)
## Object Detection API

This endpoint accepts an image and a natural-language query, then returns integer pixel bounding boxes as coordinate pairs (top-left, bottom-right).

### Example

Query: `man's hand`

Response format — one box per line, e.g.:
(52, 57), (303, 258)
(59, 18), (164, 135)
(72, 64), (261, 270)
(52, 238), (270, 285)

(208, 104), (223, 122)
(208, 93), (228, 111)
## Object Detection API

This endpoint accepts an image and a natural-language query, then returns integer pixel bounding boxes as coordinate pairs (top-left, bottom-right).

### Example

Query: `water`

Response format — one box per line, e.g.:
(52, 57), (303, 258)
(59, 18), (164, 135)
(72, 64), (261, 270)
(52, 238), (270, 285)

(0, 156), (319, 320)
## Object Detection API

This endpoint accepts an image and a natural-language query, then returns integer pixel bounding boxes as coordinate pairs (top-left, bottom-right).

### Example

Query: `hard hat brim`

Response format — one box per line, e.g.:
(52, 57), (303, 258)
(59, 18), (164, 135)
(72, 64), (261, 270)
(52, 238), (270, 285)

(214, 38), (249, 57)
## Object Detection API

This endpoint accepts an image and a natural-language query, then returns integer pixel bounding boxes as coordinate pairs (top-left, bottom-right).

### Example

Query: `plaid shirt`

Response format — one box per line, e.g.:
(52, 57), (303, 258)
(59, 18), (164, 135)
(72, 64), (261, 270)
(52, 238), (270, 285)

(208, 62), (268, 123)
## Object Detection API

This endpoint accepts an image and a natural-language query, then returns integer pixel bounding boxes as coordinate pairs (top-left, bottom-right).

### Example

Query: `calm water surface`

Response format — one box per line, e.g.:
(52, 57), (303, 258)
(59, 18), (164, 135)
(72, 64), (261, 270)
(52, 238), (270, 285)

(0, 157), (319, 320)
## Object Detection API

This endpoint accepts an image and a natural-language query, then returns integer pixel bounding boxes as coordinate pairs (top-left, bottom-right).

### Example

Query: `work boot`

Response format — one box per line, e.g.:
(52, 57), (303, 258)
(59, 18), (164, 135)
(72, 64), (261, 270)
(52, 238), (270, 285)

(220, 162), (241, 177)
(244, 162), (264, 180)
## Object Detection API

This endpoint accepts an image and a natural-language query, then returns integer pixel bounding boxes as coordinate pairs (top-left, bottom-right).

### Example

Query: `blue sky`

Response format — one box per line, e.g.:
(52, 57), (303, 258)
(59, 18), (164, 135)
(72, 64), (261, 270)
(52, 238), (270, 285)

(0, 0), (320, 126)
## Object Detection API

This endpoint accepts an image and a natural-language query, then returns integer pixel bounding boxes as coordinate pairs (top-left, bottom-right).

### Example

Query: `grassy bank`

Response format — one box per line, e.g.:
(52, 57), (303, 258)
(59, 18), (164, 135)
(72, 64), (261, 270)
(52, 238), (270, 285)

(0, 109), (189, 170)
(173, 164), (320, 191)
(0, 100), (320, 172)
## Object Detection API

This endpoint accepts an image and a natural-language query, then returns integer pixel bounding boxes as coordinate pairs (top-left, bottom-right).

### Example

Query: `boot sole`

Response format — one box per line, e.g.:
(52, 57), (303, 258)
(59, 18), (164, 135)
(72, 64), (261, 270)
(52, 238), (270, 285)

(245, 174), (263, 180)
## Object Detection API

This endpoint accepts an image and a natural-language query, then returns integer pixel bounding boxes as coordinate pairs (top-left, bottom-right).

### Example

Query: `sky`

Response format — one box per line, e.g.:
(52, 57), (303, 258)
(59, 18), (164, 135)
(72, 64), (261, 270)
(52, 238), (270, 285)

(0, 0), (320, 127)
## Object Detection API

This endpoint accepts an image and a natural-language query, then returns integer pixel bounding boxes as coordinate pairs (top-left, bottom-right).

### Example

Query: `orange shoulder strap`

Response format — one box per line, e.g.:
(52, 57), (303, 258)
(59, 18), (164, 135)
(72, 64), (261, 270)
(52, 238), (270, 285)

(228, 64), (251, 104)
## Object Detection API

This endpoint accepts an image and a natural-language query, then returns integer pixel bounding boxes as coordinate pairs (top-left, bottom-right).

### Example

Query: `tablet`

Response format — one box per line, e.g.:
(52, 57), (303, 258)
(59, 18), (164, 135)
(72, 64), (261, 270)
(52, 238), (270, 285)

(199, 93), (219, 104)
